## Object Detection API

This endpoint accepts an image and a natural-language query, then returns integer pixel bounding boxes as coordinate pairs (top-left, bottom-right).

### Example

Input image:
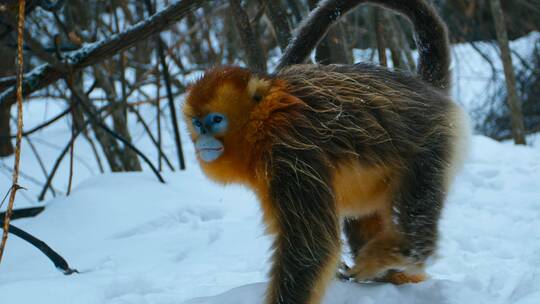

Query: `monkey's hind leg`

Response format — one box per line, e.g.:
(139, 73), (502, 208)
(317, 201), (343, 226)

(348, 143), (450, 284)
(343, 213), (385, 257)
(338, 213), (384, 281)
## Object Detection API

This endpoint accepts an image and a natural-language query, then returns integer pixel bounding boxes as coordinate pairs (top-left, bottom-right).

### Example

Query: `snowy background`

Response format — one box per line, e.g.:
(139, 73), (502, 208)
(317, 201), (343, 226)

(1, 35), (539, 304)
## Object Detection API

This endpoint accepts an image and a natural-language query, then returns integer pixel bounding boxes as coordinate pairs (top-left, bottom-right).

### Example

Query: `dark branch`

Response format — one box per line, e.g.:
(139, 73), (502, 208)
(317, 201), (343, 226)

(0, 106), (72, 140)
(0, 207), (44, 220)
(144, 0), (187, 171)
(37, 0), (65, 11)
(0, 220), (78, 275)
(0, 206), (76, 275)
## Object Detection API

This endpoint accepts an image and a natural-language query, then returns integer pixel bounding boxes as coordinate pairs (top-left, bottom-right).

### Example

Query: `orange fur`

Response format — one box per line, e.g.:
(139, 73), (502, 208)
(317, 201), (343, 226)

(351, 213), (384, 241)
(332, 160), (394, 218)
(333, 163), (425, 283)
(347, 231), (410, 280)
(183, 69), (306, 233)
(379, 270), (427, 285)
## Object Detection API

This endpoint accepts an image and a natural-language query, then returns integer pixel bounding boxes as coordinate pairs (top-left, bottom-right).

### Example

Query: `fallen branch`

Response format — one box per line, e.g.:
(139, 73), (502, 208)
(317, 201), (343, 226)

(0, 207), (44, 221)
(0, 218), (78, 275)
(8, 223), (77, 274)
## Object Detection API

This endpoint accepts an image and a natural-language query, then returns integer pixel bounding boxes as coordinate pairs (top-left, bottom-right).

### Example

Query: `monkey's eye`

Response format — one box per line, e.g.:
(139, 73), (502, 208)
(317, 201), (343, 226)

(205, 113), (228, 134)
(212, 116), (223, 123)
(192, 118), (203, 133)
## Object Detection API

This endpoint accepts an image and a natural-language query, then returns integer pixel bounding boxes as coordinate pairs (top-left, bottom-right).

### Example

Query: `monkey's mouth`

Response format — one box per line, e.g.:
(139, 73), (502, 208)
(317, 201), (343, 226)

(196, 147), (224, 162)
(196, 147), (224, 153)
(195, 136), (225, 162)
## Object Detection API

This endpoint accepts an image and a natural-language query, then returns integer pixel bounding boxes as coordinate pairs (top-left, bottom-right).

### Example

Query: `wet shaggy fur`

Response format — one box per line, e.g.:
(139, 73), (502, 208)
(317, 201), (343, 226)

(183, 1), (467, 303)
(270, 63), (465, 284)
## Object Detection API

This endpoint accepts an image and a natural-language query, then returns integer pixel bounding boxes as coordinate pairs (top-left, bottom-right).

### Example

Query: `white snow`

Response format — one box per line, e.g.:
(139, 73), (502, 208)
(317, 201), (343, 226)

(1, 133), (539, 304)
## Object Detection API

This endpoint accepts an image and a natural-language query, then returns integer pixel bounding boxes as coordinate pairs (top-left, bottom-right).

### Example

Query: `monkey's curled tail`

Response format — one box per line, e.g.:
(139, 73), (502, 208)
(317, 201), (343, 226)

(275, 0), (451, 92)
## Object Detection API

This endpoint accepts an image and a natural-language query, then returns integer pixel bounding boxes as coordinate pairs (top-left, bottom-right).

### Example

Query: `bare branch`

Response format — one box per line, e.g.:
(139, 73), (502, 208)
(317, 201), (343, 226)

(0, 0), (206, 108)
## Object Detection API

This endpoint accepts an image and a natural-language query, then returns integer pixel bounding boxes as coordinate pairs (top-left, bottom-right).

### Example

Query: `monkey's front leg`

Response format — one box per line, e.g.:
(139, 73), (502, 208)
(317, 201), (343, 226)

(265, 210), (341, 304)
(264, 151), (341, 304)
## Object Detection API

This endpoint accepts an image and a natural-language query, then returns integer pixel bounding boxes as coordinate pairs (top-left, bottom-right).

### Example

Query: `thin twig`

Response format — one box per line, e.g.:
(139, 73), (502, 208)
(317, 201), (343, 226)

(0, 187), (12, 210)
(129, 106), (175, 171)
(83, 132), (105, 174)
(0, 162), (61, 195)
(38, 120), (88, 201)
(24, 136), (56, 196)
(144, 0), (186, 170)
(66, 109), (75, 196)
(0, 0), (26, 264)
(68, 83), (166, 183)
(1, 106), (72, 140)
(155, 54), (163, 171)
(36, 105), (112, 201)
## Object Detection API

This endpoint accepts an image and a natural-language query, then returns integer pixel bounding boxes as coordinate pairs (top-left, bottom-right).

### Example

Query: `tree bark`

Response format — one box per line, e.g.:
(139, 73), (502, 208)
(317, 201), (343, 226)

(91, 66), (141, 171)
(265, 0), (292, 52)
(381, 12), (404, 69)
(0, 105), (14, 156)
(229, 0), (266, 71)
(490, 0), (527, 145)
(373, 8), (387, 67)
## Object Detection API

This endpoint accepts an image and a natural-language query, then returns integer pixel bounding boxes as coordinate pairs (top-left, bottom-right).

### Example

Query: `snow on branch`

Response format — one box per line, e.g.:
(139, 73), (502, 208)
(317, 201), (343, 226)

(0, 0), (206, 108)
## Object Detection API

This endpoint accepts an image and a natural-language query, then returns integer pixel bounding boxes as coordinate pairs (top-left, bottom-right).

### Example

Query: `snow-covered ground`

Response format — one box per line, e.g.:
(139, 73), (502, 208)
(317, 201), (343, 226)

(1, 133), (539, 304)
(1, 33), (539, 304)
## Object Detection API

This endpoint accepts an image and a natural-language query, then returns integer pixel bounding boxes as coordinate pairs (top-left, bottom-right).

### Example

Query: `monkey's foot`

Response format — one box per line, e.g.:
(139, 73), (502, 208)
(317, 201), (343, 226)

(376, 270), (426, 285)
(347, 265), (426, 284)
(336, 261), (352, 281)
(346, 232), (426, 283)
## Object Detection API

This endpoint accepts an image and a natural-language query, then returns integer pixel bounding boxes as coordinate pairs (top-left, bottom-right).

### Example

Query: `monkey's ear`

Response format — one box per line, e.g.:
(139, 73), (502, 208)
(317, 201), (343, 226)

(247, 76), (271, 102)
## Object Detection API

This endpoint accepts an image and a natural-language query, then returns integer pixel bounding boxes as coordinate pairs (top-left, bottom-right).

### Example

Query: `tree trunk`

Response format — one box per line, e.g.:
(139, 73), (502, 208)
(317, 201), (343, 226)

(229, 0), (266, 71)
(490, 0), (527, 145)
(0, 42), (17, 157)
(133, 1), (153, 82)
(381, 12), (404, 69)
(0, 105), (14, 157)
(265, 0), (292, 52)
(374, 8), (387, 67)
(92, 66), (142, 171)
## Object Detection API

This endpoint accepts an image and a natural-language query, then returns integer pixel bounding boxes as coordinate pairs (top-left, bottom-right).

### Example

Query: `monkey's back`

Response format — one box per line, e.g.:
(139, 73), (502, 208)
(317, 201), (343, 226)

(277, 63), (463, 167)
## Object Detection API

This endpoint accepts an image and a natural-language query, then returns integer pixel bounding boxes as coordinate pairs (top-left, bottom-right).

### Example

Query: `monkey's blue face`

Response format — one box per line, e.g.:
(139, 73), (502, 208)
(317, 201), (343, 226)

(191, 113), (228, 162)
